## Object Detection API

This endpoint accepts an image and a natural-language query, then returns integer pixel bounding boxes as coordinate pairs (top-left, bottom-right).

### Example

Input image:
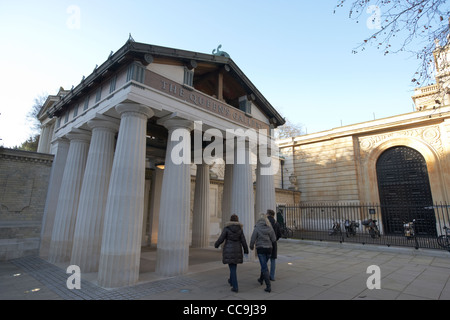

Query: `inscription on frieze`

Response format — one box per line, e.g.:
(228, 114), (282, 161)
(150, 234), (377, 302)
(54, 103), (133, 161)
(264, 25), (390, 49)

(144, 70), (269, 131)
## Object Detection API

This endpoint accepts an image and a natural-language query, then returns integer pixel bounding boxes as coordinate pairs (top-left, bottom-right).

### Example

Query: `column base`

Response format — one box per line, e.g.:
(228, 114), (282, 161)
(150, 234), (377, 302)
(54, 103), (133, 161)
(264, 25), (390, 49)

(98, 252), (140, 288)
(156, 248), (189, 277)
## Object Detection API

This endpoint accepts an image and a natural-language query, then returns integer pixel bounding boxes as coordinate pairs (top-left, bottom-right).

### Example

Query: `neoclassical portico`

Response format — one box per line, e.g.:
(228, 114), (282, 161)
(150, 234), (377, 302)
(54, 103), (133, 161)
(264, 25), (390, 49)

(38, 39), (285, 287)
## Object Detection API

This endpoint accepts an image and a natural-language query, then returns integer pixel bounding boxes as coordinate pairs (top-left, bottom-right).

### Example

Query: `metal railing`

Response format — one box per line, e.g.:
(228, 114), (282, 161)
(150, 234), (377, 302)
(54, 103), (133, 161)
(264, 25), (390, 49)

(277, 202), (450, 251)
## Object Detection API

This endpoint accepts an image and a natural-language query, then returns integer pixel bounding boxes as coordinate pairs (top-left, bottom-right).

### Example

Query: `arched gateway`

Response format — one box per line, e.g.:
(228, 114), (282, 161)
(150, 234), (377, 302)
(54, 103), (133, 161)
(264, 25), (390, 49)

(376, 146), (436, 236)
(37, 39), (285, 288)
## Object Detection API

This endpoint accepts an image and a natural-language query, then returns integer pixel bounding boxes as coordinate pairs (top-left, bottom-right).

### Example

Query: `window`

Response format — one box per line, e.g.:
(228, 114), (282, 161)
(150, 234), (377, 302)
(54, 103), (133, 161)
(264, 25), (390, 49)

(126, 62), (145, 83)
(95, 87), (102, 103)
(73, 103), (79, 118)
(183, 67), (194, 87)
(109, 75), (117, 93)
(238, 96), (251, 114)
(83, 95), (90, 111)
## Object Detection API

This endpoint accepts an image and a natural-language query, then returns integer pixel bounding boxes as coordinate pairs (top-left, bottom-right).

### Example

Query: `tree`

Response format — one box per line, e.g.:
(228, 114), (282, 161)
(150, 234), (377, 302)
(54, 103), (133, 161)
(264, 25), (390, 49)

(27, 92), (47, 135)
(274, 119), (305, 139)
(335, 0), (450, 86)
(13, 93), (47, 152)
(13, 135), (40, 152)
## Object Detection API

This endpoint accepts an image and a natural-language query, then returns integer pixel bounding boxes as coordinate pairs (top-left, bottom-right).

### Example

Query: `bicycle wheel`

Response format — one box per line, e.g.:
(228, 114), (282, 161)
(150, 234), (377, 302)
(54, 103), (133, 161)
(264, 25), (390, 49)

(437, 235), (450, 249)
(287, 228), (293, 238)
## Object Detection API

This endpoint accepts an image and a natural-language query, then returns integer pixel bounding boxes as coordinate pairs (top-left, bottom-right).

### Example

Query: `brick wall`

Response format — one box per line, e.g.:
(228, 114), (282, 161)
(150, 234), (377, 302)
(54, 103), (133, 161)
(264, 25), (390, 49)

(0, 148), (53, 260)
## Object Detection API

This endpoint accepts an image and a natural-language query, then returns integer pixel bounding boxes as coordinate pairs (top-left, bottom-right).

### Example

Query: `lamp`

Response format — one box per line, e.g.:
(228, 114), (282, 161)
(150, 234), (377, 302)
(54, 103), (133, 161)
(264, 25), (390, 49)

(156, 163), (165, 170)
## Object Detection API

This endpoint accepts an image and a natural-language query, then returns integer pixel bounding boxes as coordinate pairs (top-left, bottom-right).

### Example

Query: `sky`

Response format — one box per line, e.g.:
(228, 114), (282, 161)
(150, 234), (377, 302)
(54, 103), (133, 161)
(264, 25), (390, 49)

(0, 1), (426, 147)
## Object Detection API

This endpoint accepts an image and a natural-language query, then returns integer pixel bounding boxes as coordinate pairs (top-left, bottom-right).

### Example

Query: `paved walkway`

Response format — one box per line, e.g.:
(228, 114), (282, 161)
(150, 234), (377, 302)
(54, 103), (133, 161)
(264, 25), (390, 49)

(1, 239), (450, 300)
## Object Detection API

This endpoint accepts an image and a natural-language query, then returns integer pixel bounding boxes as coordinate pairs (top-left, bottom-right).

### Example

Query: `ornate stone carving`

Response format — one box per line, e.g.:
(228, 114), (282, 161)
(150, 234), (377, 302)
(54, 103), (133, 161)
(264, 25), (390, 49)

(358, 125), (444, 160)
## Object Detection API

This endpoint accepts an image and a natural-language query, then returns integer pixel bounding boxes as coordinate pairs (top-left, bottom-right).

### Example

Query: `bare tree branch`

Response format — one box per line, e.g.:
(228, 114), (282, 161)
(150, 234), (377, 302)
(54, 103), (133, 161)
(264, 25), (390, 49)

(274, 119), (305, 139)
(27, 92), (47, 135)
(335, 0), (450, 86)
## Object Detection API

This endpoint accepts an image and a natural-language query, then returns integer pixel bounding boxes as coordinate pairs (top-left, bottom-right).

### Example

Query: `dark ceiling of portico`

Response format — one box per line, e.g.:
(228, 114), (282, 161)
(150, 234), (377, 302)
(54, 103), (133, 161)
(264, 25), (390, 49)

(149, 57), (247, 109)
(145, 117), (219, 157)
(192, 62), (247, 107)
(146, 118), (167, 150)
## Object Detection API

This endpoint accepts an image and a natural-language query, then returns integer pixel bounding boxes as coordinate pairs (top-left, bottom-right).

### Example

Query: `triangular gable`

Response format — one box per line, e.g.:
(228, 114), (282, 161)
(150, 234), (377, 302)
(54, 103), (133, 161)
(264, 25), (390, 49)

(47, 40), (285, 128)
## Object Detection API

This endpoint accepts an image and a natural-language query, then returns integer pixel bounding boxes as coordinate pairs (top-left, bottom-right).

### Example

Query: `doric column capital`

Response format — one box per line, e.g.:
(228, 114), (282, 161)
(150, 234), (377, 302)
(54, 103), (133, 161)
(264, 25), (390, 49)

(88, 119), (120, 133)
(51, 136), (70, 147)
(65, 131), (91, 142)
(115, 102), (154, 119)
(160, 118), (194, 132)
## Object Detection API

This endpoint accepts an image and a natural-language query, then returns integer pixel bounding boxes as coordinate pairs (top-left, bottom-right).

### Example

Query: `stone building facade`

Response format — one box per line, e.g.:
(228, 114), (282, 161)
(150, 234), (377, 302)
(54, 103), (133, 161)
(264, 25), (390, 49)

(278, 38), (450, 220)
(278, 108), (450, 205)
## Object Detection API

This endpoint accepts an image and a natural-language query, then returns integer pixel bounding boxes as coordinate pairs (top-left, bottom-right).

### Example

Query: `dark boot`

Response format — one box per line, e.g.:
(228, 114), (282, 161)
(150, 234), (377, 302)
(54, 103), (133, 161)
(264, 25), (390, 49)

(257, 273), (263, 285)
(263, 271), (271, 292)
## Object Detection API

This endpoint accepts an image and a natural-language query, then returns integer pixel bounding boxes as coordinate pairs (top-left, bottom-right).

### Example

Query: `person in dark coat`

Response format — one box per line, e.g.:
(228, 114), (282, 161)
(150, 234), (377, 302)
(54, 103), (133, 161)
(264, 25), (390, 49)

(267, 209), (282, 281)
(214, 214), (249, 292)
(276, 209), (285, 228)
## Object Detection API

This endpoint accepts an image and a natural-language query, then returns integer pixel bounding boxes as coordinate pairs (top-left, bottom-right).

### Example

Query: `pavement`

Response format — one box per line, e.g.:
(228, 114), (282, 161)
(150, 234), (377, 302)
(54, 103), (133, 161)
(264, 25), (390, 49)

(1, 239), (450, 301)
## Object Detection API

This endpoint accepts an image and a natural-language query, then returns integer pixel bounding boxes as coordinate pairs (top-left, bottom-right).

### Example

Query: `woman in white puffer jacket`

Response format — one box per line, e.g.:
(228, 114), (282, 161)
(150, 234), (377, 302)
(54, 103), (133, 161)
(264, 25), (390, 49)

(250, 213), (276, 292)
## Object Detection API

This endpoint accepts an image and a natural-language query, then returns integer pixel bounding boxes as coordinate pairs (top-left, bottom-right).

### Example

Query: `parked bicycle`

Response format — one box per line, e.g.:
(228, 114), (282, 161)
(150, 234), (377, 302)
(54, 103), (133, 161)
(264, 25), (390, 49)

(403, 219), (419, 249)
(280, 224), (293, 239)
(437, 226), (450, 250)
(403, 219), (415, 238)
(362, 219), (380, 239)
(328, 219), (341, 236)
(344, 219), (359, 237)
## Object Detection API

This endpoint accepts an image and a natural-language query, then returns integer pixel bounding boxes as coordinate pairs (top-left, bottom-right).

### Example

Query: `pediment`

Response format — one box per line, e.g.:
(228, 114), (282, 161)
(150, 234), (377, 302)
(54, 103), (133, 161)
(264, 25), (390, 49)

(45, 39), (285, 128)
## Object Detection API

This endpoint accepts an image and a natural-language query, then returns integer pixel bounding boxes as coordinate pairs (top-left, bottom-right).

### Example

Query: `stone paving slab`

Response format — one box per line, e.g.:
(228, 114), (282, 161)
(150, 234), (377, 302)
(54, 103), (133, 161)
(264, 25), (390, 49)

(1, 239), (449, 301)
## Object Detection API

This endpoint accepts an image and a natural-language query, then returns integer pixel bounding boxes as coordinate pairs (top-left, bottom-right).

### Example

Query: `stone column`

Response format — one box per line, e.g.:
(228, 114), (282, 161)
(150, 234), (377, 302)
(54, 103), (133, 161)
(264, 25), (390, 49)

(37, 124), (50, 153)
(230, 139), (254, 257)
(39, 137), (70, 258)
(221, 163), (233, 228)
(255, 148), (276, 218)
(97, 103), (154, 288)
(149, 167), (164, 246)
(191, 162), (210, 248)
(48, 131), (91, 264)
(156, 119), (193, 277)
(70, 119), (119, 273)
(142, 177), (152, 246)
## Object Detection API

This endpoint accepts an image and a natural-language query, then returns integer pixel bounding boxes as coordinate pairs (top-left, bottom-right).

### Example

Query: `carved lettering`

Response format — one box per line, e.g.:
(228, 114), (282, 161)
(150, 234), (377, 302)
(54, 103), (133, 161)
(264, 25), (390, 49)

(147, 70), (269, 131)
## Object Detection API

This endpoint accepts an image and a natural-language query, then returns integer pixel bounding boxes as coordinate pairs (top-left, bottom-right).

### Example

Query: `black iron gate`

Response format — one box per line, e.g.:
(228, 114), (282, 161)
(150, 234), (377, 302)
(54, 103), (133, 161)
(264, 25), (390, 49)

(277, 202), (450, 251)
(376, 146), (436, 236)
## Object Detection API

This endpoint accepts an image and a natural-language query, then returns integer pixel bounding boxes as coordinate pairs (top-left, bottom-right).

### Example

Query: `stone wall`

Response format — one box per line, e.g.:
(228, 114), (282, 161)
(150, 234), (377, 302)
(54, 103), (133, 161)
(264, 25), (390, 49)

(275, 188), (301, 205)
(280, 136), (359, 203)
(0, 148), (53, 260)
